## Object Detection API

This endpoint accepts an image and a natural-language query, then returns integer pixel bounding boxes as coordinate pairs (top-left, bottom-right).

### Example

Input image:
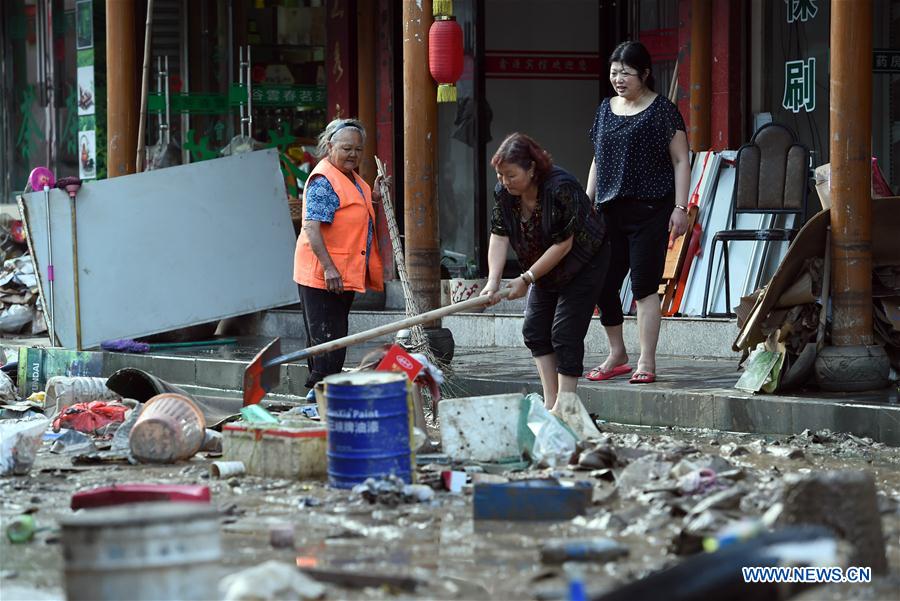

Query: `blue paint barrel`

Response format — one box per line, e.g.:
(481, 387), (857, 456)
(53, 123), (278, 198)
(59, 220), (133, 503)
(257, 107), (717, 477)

(323, 371), (411, 489)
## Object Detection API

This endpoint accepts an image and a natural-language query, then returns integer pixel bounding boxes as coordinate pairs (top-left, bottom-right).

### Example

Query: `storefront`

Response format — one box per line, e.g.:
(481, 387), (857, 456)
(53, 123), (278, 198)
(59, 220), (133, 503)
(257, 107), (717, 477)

(2, 0), (897, 281)
(0, 0), (329, 201)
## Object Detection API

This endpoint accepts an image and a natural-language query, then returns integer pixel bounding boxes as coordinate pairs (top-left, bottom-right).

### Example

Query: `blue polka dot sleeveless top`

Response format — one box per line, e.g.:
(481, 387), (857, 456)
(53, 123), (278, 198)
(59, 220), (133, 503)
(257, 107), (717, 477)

(589, 95), (686, 206)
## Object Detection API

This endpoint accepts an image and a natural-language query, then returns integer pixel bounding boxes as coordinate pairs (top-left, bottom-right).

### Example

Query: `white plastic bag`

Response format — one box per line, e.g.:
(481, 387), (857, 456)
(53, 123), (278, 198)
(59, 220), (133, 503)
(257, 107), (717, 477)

(519, 394), (578, 467)
(552, 392), (602, 439)
(0, 416), (50, 475)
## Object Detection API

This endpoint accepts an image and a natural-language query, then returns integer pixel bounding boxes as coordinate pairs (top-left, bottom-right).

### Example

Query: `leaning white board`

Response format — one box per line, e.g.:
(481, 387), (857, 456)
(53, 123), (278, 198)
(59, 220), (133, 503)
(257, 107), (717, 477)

(21, 149), (300, 348)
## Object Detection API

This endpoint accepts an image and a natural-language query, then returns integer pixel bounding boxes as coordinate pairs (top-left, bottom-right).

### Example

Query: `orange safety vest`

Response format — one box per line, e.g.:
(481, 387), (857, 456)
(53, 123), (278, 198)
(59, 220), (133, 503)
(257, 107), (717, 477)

(293, 159), (384, 293)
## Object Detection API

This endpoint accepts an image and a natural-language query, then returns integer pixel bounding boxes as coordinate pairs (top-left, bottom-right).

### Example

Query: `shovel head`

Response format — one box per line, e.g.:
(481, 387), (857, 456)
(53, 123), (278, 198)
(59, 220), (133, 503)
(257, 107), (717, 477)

(243, 337), (283, 406)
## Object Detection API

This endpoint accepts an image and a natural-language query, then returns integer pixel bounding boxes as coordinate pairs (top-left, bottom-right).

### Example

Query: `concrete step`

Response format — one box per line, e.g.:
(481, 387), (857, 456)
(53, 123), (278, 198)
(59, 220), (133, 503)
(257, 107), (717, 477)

(449, 348), (900, 446)
(4, 337), (897, 444)
(259, 309), (741, 360)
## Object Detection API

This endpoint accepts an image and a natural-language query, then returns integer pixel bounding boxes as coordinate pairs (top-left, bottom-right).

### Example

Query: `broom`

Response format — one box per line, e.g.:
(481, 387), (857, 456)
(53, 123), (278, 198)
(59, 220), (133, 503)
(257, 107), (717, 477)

(374, 157), (463, 411)
(101, 337), (238, 353)
(374, 156), (429, 354)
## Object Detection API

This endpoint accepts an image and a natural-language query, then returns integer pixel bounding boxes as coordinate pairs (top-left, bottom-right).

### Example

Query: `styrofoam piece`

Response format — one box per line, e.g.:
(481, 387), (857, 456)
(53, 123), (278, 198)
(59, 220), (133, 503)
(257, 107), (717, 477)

(21, 149), (299, 349)
(222, 422), (327, 479)
(439, 393), (522, 462)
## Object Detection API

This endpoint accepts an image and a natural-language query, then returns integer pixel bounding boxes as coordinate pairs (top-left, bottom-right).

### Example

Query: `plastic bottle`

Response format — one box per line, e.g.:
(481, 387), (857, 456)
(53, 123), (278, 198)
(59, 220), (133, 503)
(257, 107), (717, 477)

(540, 538), (628, 564)
(6, 514), (36, 543)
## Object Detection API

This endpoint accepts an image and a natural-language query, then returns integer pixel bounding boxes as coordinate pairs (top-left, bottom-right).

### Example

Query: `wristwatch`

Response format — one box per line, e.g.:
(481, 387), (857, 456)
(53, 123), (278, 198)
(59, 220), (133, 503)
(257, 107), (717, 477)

(674, 205), (688, 213)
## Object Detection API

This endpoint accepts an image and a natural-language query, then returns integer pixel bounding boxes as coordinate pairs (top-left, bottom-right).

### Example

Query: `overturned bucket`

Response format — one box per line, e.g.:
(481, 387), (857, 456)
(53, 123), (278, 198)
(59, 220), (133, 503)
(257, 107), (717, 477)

(324, 371), (412, 489)
(129, 393), (206, 463)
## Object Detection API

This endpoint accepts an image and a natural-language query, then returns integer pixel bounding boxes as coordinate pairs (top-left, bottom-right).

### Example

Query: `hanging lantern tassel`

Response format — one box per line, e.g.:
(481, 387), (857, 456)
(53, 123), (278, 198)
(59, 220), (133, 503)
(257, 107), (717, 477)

(429, 17), (464, 103)
(433, 0), (453, 17)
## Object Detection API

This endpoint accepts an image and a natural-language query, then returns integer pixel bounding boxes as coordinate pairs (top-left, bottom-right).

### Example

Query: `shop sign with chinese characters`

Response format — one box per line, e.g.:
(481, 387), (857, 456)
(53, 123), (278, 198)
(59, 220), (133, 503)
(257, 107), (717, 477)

(485, 51), (601, 80)
(873, 50), (900, 74)
(781, 0), (819, 114)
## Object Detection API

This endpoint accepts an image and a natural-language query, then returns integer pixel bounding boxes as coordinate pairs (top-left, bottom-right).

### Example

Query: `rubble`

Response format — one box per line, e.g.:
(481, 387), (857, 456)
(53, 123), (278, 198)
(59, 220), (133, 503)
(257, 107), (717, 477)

(0, 378), (898, 600)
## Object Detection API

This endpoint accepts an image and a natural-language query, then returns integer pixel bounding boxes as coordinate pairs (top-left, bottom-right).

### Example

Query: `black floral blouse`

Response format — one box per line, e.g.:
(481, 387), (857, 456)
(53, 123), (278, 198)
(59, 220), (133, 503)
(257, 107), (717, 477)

(491, 166), (606, 289)
(589, 94), (686, 206)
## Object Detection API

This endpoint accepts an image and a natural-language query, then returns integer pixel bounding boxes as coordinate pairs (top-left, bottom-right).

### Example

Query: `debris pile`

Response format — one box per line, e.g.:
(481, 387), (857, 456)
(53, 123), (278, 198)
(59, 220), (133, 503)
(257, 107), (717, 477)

(0, 252), (44, 336)
(0, 376), (897, 600)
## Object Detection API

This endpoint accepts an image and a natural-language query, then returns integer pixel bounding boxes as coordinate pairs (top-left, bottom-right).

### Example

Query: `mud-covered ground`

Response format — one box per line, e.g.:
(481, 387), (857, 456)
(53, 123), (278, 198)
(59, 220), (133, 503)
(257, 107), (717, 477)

(2, 422), (900, 600)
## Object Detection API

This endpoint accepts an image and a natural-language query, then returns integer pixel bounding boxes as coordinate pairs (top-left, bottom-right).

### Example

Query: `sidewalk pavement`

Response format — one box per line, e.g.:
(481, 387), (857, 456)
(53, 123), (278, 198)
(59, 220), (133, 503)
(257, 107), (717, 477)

(2, 335), (898, 445)
(450, 346), (900, 446)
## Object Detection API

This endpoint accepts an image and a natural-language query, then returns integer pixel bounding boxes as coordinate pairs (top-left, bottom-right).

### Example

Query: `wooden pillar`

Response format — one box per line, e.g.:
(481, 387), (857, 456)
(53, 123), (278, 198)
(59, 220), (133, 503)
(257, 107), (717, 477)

(710, 0), (743, 150)
(375, 0), (395, 281)
(689, 0), (711, 151)
(402, 0), (441, 315)
(106, 0), (137, 177)
(357, 0), (377, 184)
(830, 0), (873, 346)
(326, 0), (357, 120)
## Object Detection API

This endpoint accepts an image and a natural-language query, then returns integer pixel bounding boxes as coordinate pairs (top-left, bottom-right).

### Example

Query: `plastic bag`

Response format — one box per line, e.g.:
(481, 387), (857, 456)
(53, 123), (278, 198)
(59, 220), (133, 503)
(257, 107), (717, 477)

(0, 370), (17, 402)
(51, 401), (127, 434)
(0, 304), (34, 334)
(518, 394), (578, 468)
(0, 416), (50, 475)
(552, 392), (602, 440)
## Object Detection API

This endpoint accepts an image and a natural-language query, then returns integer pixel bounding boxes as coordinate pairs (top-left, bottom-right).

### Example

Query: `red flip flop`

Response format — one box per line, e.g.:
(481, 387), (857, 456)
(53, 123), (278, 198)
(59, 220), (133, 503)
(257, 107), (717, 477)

(585, 364), (632, 381)
(629, 371), (656, 384)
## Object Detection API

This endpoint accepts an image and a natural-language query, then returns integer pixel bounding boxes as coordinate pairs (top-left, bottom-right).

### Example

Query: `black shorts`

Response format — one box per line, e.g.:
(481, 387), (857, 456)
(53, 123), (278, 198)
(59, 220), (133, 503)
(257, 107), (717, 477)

(596, 196), (673, 326)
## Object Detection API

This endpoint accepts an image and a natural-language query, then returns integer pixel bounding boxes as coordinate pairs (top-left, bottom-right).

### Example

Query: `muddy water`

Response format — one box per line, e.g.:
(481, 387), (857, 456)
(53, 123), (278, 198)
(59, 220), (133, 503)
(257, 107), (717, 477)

(1, 423), (899, 600)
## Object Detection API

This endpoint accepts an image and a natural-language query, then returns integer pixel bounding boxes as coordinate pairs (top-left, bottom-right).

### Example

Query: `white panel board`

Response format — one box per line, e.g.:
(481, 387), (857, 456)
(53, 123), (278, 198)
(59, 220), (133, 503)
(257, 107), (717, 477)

(680, 162), (733, 316)
(22, 149), (300, 348)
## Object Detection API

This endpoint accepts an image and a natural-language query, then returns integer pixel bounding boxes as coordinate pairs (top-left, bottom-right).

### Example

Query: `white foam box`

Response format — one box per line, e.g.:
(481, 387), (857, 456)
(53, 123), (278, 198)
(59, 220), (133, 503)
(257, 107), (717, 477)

(439, 394), (523, 463)
(222, 420), (327, 479)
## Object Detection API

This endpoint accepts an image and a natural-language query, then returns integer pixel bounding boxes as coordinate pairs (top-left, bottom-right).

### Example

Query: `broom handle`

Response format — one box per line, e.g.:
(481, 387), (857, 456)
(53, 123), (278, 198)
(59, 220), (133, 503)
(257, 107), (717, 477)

(135, 0), (154, 172)
(264, 289), (510, 368)
(374, 156), (417, 309)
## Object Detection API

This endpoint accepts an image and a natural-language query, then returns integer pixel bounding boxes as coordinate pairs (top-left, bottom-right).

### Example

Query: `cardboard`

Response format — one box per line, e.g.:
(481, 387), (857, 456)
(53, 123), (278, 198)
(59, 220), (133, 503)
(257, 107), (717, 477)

(734, 197), (900, 352)
(17, 347), (104, 398)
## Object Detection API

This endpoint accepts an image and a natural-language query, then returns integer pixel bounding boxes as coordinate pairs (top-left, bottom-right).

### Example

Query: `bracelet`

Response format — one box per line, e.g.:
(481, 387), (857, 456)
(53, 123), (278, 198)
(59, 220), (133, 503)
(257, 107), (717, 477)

(674, 204), (688, 213)
(521, 269), (536, 284)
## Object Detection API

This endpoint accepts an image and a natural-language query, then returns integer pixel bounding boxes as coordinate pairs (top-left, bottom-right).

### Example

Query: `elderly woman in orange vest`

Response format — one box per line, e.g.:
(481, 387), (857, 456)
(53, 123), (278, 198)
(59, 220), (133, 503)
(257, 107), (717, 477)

(294, 118), (385, 393)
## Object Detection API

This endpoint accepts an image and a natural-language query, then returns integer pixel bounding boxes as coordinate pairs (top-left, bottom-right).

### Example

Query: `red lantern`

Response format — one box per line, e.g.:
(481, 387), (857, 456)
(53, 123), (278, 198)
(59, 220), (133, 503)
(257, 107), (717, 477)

(429, 17), (464, 103)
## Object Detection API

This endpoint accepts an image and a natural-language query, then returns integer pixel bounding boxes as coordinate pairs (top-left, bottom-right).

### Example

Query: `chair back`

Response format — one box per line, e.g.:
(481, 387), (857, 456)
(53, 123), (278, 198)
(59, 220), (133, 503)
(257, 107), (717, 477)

(731, 123), (809, 227)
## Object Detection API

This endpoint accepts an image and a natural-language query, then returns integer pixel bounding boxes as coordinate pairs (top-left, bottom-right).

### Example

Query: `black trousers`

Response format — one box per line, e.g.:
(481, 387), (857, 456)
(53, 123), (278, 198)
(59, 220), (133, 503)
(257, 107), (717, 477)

(522, 242), (610, 377)
(596, 196), (673, 327)
(298, 284), (356, 388)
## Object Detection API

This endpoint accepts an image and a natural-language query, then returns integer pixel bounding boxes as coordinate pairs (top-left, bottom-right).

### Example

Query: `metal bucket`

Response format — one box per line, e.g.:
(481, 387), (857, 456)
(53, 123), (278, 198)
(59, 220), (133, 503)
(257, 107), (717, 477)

(324, 371), (411, 489)
(61, 502), (221, 601)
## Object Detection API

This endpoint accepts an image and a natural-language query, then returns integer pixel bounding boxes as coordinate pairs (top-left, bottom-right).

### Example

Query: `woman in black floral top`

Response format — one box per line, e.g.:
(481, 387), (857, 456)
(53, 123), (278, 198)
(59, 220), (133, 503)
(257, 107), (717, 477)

(481, 133), (609, 410)
(585, 41), (691, 385)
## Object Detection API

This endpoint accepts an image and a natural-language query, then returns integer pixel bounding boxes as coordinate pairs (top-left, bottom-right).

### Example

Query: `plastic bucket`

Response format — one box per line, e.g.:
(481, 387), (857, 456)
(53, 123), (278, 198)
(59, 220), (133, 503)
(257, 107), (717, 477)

(324, 371), (411, 489)
(129, 393), (206, 463)
(61, 502), (220, 601)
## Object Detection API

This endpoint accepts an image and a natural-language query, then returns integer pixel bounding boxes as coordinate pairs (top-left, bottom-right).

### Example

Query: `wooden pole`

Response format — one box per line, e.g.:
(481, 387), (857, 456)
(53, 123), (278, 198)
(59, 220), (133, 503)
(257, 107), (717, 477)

(688, 0), (711, 151)
(357, 0), (377, 185)
(135, 0), (154, 173)
(830, 0), (873, 346)
(107, 0), (138, 177)
(402, 0), (441, 317)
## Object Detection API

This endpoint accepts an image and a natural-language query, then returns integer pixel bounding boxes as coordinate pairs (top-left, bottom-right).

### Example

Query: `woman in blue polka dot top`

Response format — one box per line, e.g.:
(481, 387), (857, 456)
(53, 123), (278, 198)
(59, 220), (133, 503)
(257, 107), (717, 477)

(585, 41), (691, 385)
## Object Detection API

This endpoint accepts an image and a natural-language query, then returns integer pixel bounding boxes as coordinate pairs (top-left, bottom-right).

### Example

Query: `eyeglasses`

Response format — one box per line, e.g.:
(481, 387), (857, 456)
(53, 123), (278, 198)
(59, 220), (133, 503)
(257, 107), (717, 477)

(610, 70), (640, 79)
